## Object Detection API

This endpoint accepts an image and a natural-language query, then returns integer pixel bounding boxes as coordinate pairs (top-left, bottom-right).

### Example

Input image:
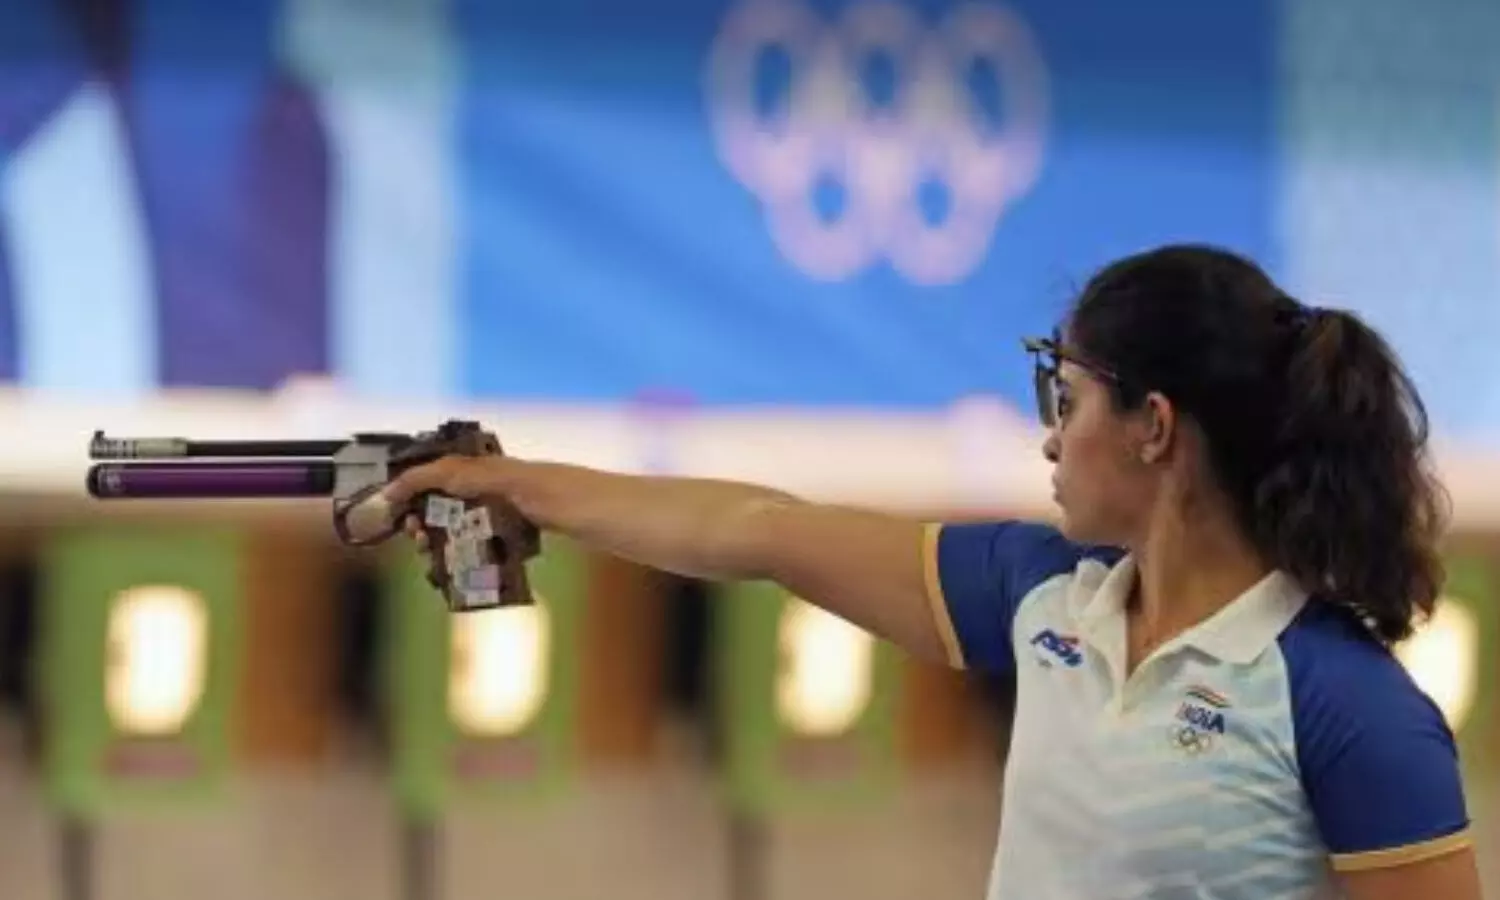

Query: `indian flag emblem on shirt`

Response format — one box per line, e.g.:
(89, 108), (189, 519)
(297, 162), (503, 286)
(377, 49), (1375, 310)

(1185, 685), (1230, 709)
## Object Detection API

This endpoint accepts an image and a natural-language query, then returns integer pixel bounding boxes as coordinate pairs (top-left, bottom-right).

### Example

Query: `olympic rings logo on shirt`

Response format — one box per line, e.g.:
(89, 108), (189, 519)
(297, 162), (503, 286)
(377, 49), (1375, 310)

(703, 0), (1050, 286)
(1168, 723), (1215, 756)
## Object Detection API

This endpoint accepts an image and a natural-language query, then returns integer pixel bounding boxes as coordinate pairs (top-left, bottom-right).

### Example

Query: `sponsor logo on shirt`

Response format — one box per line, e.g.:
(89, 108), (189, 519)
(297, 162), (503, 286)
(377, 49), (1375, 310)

(1029, 628), (1084, 668)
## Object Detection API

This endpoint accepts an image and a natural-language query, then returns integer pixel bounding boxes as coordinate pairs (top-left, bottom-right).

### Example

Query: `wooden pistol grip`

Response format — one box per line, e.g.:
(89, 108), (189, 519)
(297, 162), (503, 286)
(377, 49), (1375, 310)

(421, 426), (543, 611)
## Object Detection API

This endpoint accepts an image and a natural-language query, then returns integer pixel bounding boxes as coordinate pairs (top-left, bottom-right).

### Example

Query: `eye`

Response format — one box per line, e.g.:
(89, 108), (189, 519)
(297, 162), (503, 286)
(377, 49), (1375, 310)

(1055, 383), (1074, 420)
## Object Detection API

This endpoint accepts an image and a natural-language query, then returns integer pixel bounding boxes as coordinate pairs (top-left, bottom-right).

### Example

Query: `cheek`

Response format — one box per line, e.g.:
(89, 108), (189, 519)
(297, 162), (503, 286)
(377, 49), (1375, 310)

(1056, 422), (1105, 473)
(1057, 421), (1133, 493)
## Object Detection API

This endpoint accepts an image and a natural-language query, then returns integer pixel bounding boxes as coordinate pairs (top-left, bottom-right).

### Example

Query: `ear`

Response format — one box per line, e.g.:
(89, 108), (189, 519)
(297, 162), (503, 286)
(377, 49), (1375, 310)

(1136, 391), (1176, 464)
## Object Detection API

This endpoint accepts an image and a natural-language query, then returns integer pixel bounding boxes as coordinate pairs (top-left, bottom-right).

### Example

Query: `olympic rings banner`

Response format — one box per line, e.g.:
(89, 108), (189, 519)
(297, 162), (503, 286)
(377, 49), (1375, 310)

(0, 0), (1496, 441)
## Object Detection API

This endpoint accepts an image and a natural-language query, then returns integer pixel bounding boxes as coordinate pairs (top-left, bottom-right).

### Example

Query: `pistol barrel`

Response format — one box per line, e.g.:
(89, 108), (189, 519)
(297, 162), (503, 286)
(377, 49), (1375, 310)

(89, 431), (347, 460)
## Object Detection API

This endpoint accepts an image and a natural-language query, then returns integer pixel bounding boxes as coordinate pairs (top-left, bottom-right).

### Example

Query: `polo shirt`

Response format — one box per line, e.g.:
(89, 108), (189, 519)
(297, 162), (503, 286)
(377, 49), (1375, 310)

(922, 519), (1472, 900)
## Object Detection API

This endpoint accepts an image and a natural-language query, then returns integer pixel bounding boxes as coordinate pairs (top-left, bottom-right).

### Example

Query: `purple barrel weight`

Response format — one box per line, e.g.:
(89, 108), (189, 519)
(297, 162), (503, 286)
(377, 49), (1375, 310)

(86, 462), (336, 499)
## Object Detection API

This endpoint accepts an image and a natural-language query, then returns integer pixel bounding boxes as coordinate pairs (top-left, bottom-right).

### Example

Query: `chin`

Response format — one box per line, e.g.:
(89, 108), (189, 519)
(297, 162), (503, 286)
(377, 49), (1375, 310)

(1055, 508), (1109, 546)
(1054, 505), (1079, 537)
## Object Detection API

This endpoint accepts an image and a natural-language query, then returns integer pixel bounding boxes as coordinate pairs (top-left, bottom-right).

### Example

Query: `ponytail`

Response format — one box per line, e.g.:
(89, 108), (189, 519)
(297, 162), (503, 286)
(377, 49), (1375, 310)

(1249, 307), (1450, 643)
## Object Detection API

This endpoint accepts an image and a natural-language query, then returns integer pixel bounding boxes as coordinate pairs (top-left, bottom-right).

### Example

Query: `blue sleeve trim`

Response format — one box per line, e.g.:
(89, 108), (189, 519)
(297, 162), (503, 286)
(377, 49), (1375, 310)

(1280, 604), (1470, 860)
(923, 520), (1118, 671)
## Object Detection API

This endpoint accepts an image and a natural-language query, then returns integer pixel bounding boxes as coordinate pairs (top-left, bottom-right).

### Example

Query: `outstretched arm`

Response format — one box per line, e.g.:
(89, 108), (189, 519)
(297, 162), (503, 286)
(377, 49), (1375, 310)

(384, 456), (949, 664)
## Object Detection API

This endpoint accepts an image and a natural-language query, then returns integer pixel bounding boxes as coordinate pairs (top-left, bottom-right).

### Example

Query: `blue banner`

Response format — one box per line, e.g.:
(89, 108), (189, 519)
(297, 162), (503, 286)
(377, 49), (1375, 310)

(454, 0), (1275, 407)
(0, 0), (1495, 441)
(1278, 0), (1500, 442)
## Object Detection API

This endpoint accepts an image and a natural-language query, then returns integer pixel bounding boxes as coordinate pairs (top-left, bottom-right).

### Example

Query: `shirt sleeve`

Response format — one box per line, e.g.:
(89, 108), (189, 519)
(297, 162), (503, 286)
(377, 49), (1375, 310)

(1283, 614), (1472, 872)
(920, 520), (1114, 671)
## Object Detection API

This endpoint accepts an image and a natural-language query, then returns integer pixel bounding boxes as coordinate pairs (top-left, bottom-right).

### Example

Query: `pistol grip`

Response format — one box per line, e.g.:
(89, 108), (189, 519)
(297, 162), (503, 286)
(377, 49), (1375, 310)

(419, 492), (541, 612)
(411, 424), (542, 612)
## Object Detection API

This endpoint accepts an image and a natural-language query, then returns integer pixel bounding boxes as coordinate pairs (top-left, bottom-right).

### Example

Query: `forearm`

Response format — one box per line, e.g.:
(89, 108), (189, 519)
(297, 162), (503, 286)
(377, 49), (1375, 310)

(499, 459), (802, 581)
(389, 453), (943, 659)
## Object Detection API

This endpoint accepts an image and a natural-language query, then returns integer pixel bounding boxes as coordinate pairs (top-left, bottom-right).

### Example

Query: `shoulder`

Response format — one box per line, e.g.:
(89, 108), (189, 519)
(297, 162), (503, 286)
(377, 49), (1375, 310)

(925, 519), (1123, 602)
(922, 520), (1122, 671)
(1276, 602), (1471, 871)
(1276, 602), (1449, 743)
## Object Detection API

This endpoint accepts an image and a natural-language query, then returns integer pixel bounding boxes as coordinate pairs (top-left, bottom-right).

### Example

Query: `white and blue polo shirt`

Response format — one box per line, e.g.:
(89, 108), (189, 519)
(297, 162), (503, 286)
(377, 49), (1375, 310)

(922, 519), (1472, 900)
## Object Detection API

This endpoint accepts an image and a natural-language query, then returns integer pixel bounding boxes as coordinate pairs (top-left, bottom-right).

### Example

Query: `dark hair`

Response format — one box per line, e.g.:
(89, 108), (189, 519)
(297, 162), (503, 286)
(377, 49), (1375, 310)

(1064, 244), (1449, 644)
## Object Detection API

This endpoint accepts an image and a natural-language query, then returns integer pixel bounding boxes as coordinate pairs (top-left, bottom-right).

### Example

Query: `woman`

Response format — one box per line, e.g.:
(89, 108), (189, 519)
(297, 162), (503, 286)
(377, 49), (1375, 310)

(386, 245), (1481, 899)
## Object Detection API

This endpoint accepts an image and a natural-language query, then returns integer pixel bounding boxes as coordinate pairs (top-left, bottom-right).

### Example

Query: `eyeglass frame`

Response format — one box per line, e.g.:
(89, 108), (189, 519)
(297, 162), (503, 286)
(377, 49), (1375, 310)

(1021, 331), (1142, 427)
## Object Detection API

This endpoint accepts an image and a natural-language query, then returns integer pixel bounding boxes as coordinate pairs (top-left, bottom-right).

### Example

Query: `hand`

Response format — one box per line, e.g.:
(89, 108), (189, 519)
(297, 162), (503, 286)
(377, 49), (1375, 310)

(381, 454), (522, 556)
(382, 454), (516, 506)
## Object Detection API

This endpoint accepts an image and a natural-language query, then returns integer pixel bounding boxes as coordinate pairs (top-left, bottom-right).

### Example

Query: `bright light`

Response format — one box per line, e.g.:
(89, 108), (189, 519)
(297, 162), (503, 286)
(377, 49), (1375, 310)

(775, 597), (874, 737)
(105, 585), (210, 736)
(1396, 595), (1479, 732)
(448, 603), (550, 737)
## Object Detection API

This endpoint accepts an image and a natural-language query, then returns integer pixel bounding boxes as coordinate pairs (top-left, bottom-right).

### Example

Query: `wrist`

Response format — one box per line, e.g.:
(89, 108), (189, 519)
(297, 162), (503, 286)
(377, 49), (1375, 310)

(490, 457), (557, 527)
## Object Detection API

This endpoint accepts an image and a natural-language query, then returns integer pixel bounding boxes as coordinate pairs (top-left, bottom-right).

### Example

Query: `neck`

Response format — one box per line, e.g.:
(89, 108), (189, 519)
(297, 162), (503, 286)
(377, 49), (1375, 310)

(1129, 500), (1271, 638)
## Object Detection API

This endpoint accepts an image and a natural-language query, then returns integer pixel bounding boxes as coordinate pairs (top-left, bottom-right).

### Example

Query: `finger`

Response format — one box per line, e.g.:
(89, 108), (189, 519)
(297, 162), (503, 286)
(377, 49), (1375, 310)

(415, 531), (430, 553)
(402, 514), (422, 538)
(382, 456), (468, 505)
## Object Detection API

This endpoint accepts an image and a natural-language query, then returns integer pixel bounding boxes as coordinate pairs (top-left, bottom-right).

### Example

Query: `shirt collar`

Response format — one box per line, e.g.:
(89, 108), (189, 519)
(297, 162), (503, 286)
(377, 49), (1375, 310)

(1072, 555), (1309, 665)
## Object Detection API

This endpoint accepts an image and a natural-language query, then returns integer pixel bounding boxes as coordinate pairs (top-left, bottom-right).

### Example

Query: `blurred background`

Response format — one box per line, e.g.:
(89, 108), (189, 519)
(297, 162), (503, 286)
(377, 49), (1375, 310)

(0, 0), (1497, 897)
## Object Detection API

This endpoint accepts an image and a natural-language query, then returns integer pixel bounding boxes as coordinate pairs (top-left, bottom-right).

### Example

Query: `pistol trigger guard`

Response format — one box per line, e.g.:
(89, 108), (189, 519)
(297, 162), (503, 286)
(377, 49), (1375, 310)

(332, 482), (402, 547)
(331, 497), (357, 545)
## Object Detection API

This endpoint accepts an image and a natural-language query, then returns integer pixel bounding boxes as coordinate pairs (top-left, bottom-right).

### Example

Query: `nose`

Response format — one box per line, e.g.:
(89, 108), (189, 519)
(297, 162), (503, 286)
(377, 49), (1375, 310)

(1041, 429), (1060, 464)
